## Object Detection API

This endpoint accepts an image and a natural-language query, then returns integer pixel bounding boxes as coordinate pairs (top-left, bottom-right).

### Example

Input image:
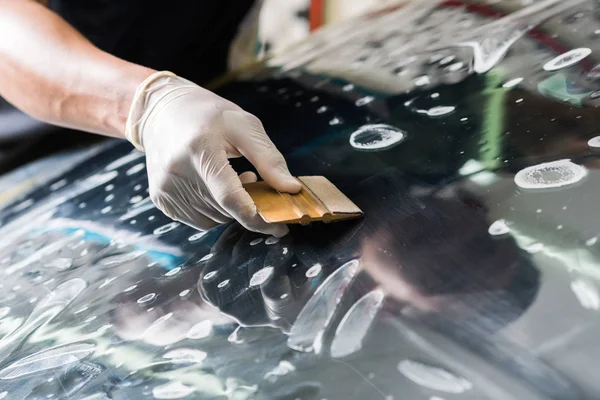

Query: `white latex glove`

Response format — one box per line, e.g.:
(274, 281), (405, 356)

(125, 71), (301, 237)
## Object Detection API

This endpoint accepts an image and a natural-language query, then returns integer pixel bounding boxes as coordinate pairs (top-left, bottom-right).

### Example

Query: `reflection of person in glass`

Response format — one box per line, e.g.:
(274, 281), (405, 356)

(197, 168), (540, 338)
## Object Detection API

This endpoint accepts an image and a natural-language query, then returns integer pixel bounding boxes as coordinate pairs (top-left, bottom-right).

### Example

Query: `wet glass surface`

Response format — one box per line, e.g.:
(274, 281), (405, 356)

(4, 0), (600, 398)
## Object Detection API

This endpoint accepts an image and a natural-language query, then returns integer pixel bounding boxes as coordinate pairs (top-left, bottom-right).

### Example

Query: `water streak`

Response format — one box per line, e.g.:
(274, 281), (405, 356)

(0, 342), (95, 379)
(397, 360), (473, 393)
(330, 289), (385, 358)
(288, 260), (360, 353)
(0, 279), (86, 363)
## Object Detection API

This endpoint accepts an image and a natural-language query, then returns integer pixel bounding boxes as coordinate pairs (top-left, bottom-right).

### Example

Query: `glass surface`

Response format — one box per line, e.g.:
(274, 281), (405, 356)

(2, 1), (600, 398)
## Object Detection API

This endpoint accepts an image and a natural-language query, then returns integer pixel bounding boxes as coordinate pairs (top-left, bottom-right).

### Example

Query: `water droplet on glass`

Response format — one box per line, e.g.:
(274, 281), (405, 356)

(100, 206), (112, 214)
(203, 271), (218, 281)
(356, 96), (375, 106)
(187, 321), (212, 339)
(288, 260), (360, 353)
(306, 264), (322, 278)
(250, 267), (274, 287)
(265, 236), (280, 245)
(330, 289), (385, 358)
(137, 293), (156, 304)
(163, 348), (207, 364)
(431, 93), (440, 99)
(343, 84), (354, 91)
(134, 184), (143, 191)
(525, 243), (544, 254)
(152, 380), (195, 399)
(588, 136), (600, 149)
(264, 360), (296, 382)
(105, 194), (115, 202)
(415, 76), (431, 86)
(13, 199), (34, 213)
(124, 285), (137, 292)
(44, 258), (73, 271)
(74, 306), (88, 315)
(0, 342), (95, 379)
(153, 222), (180, 236)
(317, 106), (328, 114)
(200, 253), (214, 262)
(586, 237), (598, 246)
(105, 184), (115, 192)
(165, 267), (181, 277)
(49, 179), (68, 191)
(126, 163), (146, 176)
(329, 117), (343, 126)
(515, 98), (524, 103)
(514, 159), (586, 189)
(571, 279), (600, 310)
(543, 48), (592, 71)
(250, 238), (264, 246)
(130, 195), (144, 204)
(426, 106), (455, 118)
(228, 326), (244, 344)
(488, 219), (510, 236)
(440, 56), (455, 65)
(100, 251), (145, 268)
(397, 360), (473, 393)
(188, 231), (207, 242)
(447, 62), (464, 72)
(217, 280), (230, 289)
(179, 289), (190, 297)
(502, 77), (523, 88)
(349, 124), (405, 151)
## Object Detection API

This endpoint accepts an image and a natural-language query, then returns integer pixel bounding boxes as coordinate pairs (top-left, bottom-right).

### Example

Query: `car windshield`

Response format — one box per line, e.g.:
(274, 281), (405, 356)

(0, 1), (599, 399)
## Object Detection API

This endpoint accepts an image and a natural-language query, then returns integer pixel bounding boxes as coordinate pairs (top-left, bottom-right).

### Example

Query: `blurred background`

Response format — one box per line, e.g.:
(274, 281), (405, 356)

(259, 0), (402, 56)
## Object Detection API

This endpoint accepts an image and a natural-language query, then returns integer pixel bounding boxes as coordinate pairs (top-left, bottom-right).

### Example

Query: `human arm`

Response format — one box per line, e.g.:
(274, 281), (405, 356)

(0, 0), (301, 236)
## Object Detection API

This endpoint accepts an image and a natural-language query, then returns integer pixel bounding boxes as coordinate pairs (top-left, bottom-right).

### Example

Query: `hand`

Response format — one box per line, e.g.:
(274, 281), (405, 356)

(125, 72), (301, 237)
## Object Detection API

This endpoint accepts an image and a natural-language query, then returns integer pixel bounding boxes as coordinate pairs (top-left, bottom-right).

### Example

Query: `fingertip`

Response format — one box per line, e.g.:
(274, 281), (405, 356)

(270, 174), (302, 194)
(261, 223), (289, 238)
(239, 171), (258, 185)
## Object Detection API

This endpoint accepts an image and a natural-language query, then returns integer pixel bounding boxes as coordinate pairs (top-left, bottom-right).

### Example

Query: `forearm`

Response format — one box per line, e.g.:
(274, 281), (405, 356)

(0, 0), (154, 137)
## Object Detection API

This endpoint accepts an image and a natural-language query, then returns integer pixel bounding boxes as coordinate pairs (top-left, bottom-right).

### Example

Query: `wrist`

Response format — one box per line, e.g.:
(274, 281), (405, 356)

(125, 71), (180, 151)
(108, 63), (156, 139)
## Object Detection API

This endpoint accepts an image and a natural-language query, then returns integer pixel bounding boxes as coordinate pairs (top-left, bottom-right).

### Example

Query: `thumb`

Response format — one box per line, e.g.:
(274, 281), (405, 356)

(223, 109), (301, 194)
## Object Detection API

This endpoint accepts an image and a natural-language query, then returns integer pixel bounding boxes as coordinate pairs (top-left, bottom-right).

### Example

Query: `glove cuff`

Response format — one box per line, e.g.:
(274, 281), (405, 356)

(125, 70), (177, 151)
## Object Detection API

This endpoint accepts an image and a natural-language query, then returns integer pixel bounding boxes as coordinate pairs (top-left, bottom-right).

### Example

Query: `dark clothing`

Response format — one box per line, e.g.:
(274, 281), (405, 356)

(0, 1), (255, 170)
(48, 0), (255, 85)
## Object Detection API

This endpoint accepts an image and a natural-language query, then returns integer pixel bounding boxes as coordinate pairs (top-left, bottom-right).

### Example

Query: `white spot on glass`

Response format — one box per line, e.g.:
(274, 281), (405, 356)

(153, 222), (180, 236)
(126, 163), (145, 176)
(306, 264), (322, 278)
(250, 267), (274, 287)
(349, 124), (405, 151)
(137, 293), (156, 304)
(543, 48), (592, 71)
(571, 279), (600, 310)
(397, 360), (473, 393)
(514, 159), (586, 189)
(488, 219), (510, 236)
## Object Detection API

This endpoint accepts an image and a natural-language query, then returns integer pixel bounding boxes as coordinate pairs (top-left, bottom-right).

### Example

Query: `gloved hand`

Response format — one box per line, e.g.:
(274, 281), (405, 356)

(125, 71), (301, 237)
